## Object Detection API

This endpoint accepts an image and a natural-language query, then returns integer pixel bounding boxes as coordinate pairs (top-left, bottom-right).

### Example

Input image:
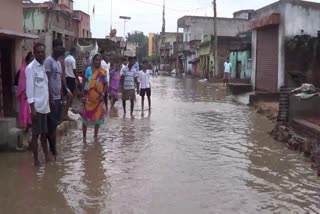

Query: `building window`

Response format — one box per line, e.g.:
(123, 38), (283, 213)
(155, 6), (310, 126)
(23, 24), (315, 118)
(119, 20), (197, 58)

(53, 31), (56, 39)
(57, 33), (62, 40)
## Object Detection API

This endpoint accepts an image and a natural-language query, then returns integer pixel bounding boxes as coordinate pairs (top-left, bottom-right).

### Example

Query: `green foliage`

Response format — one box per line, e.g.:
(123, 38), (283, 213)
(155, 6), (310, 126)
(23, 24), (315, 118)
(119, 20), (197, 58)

(200, 57), (205, 72)
(127, 31), (148, 61)
(285, 35), (317, 51)
(148, 55), (160, 64)
(127, 31), (147, 46)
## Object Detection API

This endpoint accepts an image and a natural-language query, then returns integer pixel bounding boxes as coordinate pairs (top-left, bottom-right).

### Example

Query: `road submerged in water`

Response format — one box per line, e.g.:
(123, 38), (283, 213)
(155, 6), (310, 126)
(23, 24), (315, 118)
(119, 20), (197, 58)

(1, 76), (320, 214)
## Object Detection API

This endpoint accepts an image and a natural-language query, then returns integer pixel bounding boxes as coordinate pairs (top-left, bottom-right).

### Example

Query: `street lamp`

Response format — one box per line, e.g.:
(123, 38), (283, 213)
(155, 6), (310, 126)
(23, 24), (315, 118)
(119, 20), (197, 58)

(119, 16), (131, 38)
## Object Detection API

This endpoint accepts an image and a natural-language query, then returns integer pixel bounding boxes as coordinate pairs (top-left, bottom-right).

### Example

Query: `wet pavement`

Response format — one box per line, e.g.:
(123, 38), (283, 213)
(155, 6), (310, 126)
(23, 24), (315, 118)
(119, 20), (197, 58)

(1, 76), (320, 214)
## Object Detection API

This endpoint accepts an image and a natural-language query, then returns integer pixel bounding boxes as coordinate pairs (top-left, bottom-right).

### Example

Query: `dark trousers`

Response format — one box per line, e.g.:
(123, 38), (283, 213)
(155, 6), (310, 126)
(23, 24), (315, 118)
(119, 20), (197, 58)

(47, 99), (62, 156)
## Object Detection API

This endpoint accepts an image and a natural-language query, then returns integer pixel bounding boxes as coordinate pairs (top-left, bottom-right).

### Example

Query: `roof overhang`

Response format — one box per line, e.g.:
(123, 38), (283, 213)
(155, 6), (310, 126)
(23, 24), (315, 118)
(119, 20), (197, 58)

(250, 13), (280, 29)
(0, 29), (39, 39)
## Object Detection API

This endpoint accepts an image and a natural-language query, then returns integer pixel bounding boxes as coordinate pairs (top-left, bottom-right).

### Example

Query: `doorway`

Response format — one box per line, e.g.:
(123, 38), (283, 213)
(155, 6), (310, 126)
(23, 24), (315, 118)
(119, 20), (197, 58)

(0, 39), (14, 117)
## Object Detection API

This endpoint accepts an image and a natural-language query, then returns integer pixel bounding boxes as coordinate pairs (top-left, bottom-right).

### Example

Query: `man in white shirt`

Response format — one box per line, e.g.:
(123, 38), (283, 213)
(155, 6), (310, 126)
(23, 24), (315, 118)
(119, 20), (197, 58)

(138, 60), (152, 112)
(26, 43), (50, 166)
(101, 51), (110, 109)
(65, 47), (80, 94)
(224, 57), (232, 86)
(64, 47), (79, 119)
(120, 58), (128, 76)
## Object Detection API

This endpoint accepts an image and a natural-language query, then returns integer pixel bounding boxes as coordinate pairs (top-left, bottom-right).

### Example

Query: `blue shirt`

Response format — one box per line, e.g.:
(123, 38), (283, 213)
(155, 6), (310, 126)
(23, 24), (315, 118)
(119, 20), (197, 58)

(122, 66), (138, 90)
(134, 62), (139, 72)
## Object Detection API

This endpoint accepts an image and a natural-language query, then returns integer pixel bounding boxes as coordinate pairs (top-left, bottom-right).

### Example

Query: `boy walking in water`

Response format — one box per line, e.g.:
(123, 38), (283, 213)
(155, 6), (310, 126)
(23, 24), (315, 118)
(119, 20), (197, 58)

(138, 60), (152, 112)
(223, 57), (232, 86)
(121, 56), (139, 117)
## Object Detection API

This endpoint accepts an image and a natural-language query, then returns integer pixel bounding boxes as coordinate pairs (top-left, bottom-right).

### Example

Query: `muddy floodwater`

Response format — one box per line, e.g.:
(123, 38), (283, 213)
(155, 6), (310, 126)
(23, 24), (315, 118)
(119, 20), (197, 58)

(1, 76), (320, 214)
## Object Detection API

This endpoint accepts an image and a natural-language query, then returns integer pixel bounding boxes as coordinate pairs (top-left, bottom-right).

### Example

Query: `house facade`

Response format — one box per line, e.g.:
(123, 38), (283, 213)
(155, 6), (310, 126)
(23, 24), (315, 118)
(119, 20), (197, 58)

(0, 0), (37, 117)
(251, 0), (320, 92)
(23, 0), (91, 56)
(73, 10), (91, 39)
(177, 15), (250, 76)
(160, 32), (182, 71)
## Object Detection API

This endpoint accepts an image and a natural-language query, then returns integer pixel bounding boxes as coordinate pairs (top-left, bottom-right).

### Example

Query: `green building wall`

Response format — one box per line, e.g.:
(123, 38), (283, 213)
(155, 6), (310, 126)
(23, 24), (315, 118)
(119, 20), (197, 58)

(230, 50), (252, 79)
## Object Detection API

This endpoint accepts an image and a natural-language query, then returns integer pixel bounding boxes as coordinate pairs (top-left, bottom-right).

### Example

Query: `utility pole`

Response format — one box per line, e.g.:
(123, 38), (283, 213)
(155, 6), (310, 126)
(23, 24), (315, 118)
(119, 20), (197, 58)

(213, 0), (218, 78)
(110, 0), (113, 32)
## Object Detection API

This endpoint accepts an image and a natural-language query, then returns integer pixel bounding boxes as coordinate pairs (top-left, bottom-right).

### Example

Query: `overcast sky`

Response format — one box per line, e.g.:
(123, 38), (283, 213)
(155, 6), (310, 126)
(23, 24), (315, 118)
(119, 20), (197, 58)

(32, 0), (320, 38)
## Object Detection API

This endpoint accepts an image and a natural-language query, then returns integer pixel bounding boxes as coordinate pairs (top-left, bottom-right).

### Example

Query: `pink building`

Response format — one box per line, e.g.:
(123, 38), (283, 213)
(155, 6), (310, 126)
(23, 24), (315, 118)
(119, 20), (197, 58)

(0, 0), (37, 117)
(73, 10), (92, 38)
(23, 0), (91, 56)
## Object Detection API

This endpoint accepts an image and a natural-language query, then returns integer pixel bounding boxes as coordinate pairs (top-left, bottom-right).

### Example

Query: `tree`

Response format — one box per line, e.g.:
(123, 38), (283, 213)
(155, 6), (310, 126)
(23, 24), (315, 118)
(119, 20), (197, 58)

(127, 31), (148, 61)
(148, 55), (160, 64)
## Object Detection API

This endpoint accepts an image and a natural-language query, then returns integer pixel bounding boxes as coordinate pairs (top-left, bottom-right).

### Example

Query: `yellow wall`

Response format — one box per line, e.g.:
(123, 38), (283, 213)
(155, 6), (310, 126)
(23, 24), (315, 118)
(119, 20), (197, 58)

(148, 33), (154, 57)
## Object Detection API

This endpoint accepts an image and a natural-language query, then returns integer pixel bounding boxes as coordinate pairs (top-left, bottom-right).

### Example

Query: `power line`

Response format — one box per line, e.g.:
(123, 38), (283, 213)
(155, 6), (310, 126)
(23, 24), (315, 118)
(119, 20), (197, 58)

(135, 0), (208, 13)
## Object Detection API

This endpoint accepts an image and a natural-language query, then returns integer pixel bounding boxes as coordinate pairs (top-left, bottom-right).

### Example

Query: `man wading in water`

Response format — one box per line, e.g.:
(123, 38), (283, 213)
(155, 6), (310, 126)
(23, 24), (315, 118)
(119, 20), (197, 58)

(121, 56), (139, 117)
(26, 43), (50, 166)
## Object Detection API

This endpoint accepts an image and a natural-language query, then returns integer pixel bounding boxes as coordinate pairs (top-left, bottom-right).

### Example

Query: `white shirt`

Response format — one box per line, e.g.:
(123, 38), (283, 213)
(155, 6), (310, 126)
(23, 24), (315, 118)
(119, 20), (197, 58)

(26, 59), (50, 114)
(101, 60), (110, 80)
(224, 62), (232, 73)
(120, 64), (126, 76)
(64, 55), (76, 78)
(138, 69), (152, 89)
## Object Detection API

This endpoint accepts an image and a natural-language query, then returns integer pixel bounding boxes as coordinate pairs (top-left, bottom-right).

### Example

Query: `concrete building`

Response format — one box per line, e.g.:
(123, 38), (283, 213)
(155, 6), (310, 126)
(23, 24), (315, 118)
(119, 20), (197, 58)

(73, 10), (91, 39)
(0, 0), (38, 148)
(23, 0), (91, 56)
(177, 15), (250, 75)
(0, 0), (37, 118)
(229, 32), (252, 80)
(124, 41), (138, 57)
(250, 0), (320, 92)
(160, 32), (182, 71)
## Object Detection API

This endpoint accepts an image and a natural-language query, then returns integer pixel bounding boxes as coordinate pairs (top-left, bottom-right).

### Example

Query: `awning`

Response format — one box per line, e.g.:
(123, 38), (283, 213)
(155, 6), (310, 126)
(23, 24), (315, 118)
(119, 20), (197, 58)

(250, 13), (281, 29)
(188, 57), (200, 64)
(0, 29), (39, 39)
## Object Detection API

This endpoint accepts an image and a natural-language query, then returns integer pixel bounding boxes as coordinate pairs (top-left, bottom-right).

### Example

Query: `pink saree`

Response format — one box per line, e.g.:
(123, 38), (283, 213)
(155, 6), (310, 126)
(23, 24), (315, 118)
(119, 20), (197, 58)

(17, 63), (31, 128)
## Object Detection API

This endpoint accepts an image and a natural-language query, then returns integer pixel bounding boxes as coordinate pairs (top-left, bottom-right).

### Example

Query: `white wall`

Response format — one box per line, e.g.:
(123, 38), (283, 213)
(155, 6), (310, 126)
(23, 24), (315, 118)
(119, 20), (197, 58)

(278, 13), (286, 90)
(180, 17), (250, 42)
(186, 56), (192, 73)
(284, 3), (320, 37)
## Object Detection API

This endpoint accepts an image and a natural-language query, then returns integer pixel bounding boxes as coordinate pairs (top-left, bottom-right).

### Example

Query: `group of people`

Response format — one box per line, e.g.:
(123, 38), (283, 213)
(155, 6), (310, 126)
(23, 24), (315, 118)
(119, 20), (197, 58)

(17, 40), (152, 166)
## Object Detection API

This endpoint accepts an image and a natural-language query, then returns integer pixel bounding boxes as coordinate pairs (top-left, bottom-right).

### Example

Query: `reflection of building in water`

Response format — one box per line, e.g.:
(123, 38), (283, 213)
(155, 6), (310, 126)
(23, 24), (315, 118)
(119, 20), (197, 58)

(83, 143), (111, 213)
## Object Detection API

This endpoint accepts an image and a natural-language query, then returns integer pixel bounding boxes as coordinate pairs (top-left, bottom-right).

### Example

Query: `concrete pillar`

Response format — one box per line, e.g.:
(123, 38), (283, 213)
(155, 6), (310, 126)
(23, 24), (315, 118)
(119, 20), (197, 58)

(251, 30), (257, 90)
(278, 19), (286, 90)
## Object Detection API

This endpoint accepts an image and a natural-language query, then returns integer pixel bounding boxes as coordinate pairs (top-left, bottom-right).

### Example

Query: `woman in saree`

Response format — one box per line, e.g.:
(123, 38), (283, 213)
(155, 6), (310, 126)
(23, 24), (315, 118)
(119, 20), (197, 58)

(17, 52), (33, 130)
(81, 54), (108, 142)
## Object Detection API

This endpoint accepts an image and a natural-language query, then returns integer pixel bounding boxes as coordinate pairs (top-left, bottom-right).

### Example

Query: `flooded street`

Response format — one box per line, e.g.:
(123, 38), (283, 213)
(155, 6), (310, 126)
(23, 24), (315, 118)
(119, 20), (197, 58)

(1, 76), (320, 214)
